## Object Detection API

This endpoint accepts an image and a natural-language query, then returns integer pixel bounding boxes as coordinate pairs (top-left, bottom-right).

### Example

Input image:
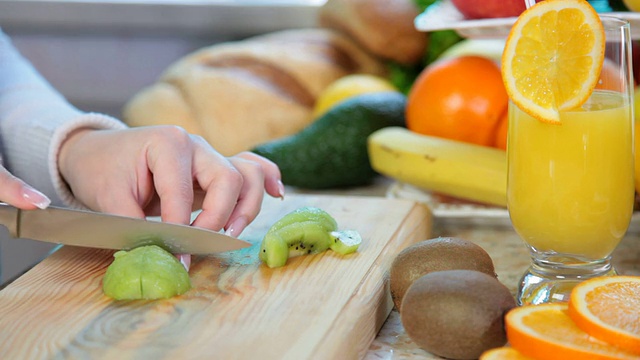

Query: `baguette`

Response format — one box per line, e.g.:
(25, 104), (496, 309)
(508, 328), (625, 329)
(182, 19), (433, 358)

(123, 29), (386, 156)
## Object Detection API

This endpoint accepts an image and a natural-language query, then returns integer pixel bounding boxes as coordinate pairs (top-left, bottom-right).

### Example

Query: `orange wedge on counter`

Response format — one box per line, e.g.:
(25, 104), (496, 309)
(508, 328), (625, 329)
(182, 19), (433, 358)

(505, 303), (640, 359)
(568, 276), (640, 355)
(480, 347), (534, 359)
(501, 0), (605, 124)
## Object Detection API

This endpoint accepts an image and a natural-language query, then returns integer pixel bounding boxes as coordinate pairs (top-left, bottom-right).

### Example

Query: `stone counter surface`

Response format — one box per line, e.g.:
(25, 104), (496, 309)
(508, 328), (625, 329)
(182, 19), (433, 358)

(363, 211), (640, 359)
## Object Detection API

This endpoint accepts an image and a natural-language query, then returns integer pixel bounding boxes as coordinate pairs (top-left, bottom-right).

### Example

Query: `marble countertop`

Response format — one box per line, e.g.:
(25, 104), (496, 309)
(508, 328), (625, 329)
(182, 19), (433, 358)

(294, 178), (640, 360)
(365, 221), (640, 359)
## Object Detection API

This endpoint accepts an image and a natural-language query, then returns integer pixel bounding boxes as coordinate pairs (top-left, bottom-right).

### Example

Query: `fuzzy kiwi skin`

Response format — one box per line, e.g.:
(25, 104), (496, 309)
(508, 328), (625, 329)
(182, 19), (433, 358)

(400, 270), (516, 360)
(389, 237), (496, 311)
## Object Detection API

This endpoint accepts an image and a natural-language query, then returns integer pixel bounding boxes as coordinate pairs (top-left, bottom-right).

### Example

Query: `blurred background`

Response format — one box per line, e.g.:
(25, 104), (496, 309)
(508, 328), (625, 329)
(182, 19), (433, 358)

(0, 0), (323, 117)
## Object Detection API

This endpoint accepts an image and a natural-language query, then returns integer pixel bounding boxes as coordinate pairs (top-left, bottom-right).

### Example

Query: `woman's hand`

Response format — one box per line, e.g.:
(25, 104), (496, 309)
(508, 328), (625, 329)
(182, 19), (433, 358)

(57, 125), (284, 237)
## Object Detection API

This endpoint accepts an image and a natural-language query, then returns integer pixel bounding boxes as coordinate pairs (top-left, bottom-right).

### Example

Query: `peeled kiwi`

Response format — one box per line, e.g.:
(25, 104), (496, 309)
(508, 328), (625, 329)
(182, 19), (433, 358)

(259, 207), (362, 268)
(102, 245), (191, 300)
(400, 270), (516, 360)
(389, 237), (496, 311)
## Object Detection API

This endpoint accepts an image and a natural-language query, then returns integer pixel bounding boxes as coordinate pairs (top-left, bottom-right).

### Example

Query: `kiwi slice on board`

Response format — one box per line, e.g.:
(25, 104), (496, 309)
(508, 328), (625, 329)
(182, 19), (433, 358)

(102, 245), (191, 300)
(259, 207), (362, 268)
(268, 206), (337, 233)
(329, 230), (362, 255)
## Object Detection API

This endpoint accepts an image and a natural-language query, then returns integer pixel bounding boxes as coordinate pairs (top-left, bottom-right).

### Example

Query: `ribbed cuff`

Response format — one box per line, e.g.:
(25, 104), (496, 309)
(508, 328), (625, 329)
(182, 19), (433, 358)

(48, 113), (129, 209)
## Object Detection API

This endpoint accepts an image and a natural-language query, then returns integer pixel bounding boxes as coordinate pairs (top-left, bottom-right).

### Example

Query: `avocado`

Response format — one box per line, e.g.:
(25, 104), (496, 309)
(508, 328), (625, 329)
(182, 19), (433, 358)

(251, 91), (407, 189)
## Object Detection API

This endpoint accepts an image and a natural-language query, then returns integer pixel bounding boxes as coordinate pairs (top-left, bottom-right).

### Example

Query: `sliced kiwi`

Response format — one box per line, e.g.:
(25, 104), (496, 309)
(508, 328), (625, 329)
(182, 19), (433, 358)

(259, 207), (362, 268)
(102, 245), (191, 300)
(329, 230), (362, 255)
(260, 222), (332, 268)
(268, 206), (338, 233)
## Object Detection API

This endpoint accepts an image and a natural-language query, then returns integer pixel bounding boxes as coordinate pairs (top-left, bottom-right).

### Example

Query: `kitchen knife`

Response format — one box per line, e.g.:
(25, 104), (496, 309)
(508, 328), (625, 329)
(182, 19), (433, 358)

(0, 203), (251, 254)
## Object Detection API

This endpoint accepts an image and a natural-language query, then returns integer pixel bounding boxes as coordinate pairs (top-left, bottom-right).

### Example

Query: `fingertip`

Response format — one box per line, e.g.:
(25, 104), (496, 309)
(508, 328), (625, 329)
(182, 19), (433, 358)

(276, 179), (285, 200)
(190, 209), (226, 233)
(264, 177), (285, 200)
(21, 186), (51, 209)
(224, 216), (248, 238)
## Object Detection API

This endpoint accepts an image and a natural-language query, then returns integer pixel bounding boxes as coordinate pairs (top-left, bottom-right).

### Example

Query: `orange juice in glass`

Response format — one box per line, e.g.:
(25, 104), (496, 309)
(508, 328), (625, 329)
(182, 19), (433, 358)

(505, 15), (635, 305)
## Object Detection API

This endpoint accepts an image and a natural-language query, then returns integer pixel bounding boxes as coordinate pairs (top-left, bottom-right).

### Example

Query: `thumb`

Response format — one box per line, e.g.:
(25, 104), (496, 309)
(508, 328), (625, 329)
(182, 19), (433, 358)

(0, 167), (50, 209)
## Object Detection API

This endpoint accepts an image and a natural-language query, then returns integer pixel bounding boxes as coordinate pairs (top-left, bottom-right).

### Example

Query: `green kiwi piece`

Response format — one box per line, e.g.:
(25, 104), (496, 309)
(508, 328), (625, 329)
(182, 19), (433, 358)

(329, 230), (362, 255)
(102, 245), (191, 300)
(259, 207), (362, 268)
(260, 221), (332, 268)
(267, 206), (337, 233)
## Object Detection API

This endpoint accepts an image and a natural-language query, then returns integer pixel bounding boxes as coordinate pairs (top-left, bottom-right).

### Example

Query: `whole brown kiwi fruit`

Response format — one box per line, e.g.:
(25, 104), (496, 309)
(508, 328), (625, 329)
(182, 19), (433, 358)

(389, 237), (496, 311)
(400, 270), (516, 360)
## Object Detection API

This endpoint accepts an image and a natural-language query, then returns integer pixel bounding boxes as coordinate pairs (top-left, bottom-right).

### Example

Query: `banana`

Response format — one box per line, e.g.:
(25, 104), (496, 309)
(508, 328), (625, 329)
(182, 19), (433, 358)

(367, 127), (507, 207)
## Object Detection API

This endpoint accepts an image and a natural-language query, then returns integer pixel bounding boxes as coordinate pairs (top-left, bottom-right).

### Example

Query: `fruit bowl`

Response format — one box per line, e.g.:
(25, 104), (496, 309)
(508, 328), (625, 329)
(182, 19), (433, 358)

(414, 0), (640, 39)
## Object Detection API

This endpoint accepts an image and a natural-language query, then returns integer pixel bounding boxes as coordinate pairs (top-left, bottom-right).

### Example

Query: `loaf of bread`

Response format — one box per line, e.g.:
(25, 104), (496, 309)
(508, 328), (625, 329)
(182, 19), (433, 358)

(123, 28), (386, 156)
(318, 0), (428, 65)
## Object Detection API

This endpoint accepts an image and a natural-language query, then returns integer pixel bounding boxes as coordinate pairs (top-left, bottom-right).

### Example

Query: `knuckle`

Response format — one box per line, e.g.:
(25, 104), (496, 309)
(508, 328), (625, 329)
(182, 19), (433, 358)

(152, 125), (191, 145)
(225, 168), (245, 187)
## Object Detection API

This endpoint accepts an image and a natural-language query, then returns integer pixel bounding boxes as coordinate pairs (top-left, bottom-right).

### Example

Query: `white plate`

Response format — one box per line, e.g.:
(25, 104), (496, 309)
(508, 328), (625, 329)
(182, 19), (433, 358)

(414, 0), (640, 39)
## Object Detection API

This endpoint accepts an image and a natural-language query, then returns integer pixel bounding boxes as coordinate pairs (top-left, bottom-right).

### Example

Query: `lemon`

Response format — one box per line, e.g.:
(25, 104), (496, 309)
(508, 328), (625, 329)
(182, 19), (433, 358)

(501, 0), (605, 124)
(313, 74), (397, 118)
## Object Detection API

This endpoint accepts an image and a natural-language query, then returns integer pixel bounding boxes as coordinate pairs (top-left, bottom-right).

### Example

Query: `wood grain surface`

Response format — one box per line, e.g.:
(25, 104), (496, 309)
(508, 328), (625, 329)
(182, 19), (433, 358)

(0, 194), (431, 360)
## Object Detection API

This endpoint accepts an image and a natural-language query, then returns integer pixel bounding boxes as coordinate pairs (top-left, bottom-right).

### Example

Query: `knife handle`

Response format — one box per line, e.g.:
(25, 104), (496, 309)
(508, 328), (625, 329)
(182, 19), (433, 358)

(0, 203), (19, 237)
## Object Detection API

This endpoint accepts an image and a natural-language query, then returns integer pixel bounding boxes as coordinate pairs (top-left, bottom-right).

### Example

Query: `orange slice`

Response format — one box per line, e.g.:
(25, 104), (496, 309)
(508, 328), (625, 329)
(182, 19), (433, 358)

(501, 0), (605, 123)
(505, 303), (640, 359)
(480, 347), (534, 359)
(568, 276), (640, 355)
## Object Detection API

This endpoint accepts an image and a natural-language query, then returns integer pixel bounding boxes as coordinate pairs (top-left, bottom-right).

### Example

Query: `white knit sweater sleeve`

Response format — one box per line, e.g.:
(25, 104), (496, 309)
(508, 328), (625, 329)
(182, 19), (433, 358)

(0, 29), (128, 208)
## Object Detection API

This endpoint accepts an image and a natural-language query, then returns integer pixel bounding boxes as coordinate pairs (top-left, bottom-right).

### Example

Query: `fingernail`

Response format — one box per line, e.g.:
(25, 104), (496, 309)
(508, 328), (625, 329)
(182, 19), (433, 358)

(176, 254), (191, 272)
(22, 186), (51, 209)
(225, 216), (248, 237)
(277, 180), (285, 200)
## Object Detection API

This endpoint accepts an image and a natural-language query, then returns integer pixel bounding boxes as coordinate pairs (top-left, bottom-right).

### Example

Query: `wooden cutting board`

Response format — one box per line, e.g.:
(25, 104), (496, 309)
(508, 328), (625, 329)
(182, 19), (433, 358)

(0, 194), (431, 359)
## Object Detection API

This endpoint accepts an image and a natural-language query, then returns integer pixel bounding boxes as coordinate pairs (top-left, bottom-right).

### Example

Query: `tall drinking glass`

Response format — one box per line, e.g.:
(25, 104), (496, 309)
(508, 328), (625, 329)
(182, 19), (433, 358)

(507, 16), (635, 306)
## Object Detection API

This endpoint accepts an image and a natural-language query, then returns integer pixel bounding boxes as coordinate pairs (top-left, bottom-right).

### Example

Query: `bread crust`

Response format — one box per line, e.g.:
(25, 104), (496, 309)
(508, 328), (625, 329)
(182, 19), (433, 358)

(318, 0), (428, 65)
(123, 29), (386, 156)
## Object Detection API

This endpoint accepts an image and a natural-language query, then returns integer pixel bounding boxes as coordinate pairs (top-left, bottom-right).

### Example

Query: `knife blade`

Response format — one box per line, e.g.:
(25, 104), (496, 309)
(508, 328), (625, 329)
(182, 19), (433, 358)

(0, 203), (251, 254)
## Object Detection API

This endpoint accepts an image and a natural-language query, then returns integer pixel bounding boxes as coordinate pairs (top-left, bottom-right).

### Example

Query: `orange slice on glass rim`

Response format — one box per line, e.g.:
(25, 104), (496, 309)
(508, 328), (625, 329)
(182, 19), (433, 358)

(501, 0), (605, 124)
(568, 276), (640, 355)
(505, 303), (640, 360)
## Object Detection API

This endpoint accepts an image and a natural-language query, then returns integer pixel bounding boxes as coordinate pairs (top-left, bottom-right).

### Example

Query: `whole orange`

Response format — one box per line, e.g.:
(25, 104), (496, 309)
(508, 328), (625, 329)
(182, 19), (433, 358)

(494, 111), (508, 150)
(406, 55), (508, 147)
